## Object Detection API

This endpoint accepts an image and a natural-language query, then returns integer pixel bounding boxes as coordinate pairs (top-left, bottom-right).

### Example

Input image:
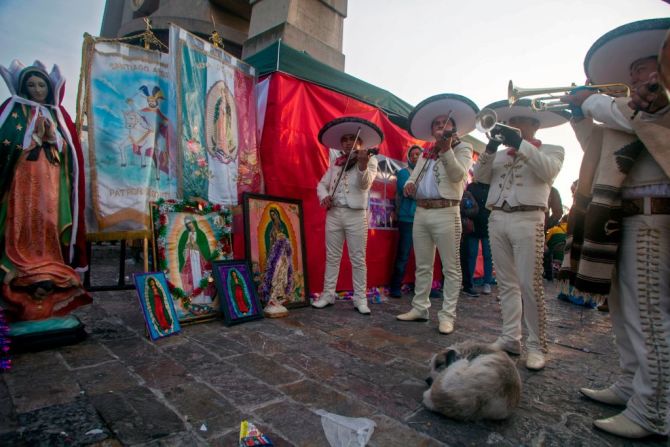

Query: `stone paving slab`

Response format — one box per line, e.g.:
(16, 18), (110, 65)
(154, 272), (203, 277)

(88, 386), (185, 445)
(6, 397), (112, 446)
(2, 244), (669, 445)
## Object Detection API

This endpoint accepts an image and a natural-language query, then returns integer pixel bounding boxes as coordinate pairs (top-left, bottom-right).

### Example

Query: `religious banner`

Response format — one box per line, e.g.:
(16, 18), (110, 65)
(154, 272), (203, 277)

(80, 38), (178, 239)
(169, 24), (262, 206)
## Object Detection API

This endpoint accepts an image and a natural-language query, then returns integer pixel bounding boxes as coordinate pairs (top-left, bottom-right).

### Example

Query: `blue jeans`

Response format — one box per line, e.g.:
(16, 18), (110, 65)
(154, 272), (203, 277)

(389, 221), (413, 292)
(464, 235), (494, 285)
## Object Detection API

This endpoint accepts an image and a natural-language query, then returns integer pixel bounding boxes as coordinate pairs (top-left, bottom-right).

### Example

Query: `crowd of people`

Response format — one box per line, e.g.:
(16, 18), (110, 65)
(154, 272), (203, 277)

(0, 13), (667, 442)
(311, 18), (669, 439)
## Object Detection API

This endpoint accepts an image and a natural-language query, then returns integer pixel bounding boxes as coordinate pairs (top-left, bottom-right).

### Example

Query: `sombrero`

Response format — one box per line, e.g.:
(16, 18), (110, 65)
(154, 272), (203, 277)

(483, 99), (570, 129)
(584, 18), (670, 86)
(408, 93), (479, 141)
(318, 116), (383, 150)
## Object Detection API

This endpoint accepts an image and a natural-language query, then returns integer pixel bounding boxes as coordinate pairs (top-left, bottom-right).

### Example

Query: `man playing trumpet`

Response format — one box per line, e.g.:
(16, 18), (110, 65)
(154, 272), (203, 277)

(561, 18), (670, 439)
(396, 94), (478, 335)
(473, 99), (568, 371)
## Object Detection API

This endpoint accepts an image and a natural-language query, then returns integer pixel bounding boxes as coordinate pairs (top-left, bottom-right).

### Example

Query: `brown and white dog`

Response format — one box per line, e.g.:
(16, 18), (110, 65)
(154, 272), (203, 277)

(423, 341), (522, 421)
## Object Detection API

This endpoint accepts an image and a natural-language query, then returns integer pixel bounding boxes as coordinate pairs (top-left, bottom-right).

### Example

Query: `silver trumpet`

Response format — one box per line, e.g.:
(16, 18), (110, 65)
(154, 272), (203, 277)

(475, 108), (521, 143)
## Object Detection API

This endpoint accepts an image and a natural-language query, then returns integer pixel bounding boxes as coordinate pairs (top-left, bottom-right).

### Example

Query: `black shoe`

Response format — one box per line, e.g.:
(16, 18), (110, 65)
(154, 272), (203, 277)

(429, 289), (442, 298)
(462, 287), (479, 297)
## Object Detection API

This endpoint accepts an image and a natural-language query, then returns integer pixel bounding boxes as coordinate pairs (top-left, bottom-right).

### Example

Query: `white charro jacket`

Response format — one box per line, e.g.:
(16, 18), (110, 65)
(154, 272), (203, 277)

(406, 141), (474, 201)
(317, 156), (379, 210)
(473, 140), (564, 210)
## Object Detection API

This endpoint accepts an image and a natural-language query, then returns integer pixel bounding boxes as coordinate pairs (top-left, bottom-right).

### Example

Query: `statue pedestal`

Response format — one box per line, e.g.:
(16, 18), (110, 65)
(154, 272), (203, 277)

(263, 303), (289, 318)
(9, 316), (86, 353)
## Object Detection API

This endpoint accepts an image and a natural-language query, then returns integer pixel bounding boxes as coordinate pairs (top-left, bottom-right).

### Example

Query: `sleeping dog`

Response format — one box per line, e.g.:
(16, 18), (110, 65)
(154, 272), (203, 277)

(423, 340), (522, 421)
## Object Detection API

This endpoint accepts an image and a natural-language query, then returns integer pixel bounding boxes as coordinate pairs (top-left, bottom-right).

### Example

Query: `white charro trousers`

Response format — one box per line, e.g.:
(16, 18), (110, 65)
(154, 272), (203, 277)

(489, 209), (547, 353)
(608, 214), (670, 435)
(410, 206), (462, 323)
(322, 207), (368, 302)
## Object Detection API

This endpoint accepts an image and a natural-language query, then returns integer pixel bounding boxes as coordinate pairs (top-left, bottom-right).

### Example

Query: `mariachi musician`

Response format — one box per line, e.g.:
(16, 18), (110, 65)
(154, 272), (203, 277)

(473, 98), (568, 371)
(561, 18), (670, 439)
(312, 116), (381, 315)
(396, 94), (478, 335)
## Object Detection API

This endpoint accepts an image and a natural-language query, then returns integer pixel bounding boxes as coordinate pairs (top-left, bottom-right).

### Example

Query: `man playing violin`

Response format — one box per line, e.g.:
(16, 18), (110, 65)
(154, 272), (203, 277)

(313, 117), (381, 314)
(396, 94), (478, 335)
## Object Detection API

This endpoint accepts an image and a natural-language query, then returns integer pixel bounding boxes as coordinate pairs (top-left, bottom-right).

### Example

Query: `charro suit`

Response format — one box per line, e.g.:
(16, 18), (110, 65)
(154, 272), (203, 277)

(404, 141), (473, 324)
(578, 95), (670, 435)
(317, 156), (379, 304)
(474, 139), (564, 354)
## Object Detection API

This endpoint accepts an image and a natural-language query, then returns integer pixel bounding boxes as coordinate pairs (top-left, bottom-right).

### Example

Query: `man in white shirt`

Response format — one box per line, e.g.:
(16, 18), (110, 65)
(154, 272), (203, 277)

(312, 117), (381, 315)
(473, 99), (568, 371)
(396, 94), (478, 335)
(561, 18), (670, 439)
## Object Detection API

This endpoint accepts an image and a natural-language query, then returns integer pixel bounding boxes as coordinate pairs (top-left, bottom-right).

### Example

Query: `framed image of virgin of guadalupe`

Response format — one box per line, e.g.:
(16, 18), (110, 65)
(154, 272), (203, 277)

(242, 193), (309, 309)
(212, 260), (263, 326)
(133, 272), (181, 340)
(151, 199), (233, 323)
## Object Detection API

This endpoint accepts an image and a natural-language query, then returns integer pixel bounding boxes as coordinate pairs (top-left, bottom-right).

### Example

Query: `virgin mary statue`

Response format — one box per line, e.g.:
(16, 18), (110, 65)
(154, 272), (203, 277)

(0, 60), (89, 321)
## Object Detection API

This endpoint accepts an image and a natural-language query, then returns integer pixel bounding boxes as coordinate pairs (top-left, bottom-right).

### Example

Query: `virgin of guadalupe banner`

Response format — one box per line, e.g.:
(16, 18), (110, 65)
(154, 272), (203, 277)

(80, 39), (177, 238)
(169, 24), (261, 206)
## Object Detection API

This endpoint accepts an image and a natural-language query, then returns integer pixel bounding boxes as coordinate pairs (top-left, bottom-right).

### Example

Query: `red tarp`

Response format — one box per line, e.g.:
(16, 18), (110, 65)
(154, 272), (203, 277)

(255, 72), (424, 293)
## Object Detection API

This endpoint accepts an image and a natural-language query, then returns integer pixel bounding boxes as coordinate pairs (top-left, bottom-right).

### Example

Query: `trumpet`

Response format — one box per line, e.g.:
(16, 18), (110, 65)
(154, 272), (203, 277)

(508, 80), (630, 111)
(475, 108), (521, 143)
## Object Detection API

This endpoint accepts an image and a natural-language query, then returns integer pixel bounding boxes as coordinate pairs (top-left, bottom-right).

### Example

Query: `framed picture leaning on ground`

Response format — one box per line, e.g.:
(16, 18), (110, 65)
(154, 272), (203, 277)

(242, 193), (309, 312)
(151, 199), (233, 324)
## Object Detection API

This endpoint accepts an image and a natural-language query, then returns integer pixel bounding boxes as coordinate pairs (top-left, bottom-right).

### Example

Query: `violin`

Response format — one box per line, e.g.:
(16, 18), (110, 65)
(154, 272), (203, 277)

(342, 148), (379, 170)
(441, 129), (461, 147)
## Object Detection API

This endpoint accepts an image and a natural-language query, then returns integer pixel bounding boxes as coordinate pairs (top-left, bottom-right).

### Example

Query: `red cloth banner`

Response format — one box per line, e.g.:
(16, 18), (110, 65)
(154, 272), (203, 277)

(256, 73), (422, 292)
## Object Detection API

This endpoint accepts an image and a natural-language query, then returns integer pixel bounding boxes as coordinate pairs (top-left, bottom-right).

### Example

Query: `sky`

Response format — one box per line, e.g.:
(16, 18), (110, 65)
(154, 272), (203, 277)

(1, 0), (668, 207)
(342, 0), (669, 207)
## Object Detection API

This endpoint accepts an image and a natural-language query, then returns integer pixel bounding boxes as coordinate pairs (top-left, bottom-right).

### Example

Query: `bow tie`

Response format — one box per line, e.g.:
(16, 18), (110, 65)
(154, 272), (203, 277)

(335, 154), (349, 166)
(422, 146), (438, 160)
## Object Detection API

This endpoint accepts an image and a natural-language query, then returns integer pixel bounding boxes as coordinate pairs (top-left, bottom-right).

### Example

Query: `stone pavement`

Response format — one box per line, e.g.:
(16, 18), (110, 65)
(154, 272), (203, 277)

(0, 246), (668, 446)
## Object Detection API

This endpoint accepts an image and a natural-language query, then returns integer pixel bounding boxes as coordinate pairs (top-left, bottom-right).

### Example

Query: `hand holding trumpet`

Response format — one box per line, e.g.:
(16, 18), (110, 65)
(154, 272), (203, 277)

(628, 72), (667, 113)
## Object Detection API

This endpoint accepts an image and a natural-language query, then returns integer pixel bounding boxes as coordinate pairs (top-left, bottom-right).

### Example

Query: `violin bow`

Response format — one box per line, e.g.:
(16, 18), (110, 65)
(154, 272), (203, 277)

(413, 110), (452, 189)
(329, 126), (362, 198)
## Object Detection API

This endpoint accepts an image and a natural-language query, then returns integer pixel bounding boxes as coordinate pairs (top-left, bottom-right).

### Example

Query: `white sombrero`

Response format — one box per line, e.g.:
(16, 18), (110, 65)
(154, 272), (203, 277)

(484, 99), (570, 129)
(584, 18), (670, 86)
(318, 116), (384, 150)
(408, 93), (479, 141)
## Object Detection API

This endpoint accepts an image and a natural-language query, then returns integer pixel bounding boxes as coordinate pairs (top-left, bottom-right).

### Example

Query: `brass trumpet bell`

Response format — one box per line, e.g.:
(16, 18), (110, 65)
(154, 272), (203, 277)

(475, 108), (498, 134)
(508, 80), (630, 111)
(475, 108), (521, 143)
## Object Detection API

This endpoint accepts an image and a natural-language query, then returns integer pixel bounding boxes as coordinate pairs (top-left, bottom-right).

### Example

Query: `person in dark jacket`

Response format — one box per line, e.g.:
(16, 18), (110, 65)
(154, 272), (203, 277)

(463, 181), (495, 295)
(388, 145), (422, 297)
(460, 188), (480, 296)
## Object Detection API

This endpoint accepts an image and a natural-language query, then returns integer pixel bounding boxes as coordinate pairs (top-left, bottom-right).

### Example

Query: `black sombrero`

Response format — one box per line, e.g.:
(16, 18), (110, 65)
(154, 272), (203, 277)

(584, 18), (670, 86)
(318, 116), (384, 150)
(408, 93), (479, 141)
(484, 99), (570, 129)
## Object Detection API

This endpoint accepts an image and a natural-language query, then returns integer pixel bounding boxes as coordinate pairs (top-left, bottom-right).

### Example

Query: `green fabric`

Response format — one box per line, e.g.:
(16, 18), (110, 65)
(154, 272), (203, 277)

(244, 41), (485, 151)
(0, 104), (28, 201)
(245, 41), (413, 128)
(9, 315), (81, 335)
